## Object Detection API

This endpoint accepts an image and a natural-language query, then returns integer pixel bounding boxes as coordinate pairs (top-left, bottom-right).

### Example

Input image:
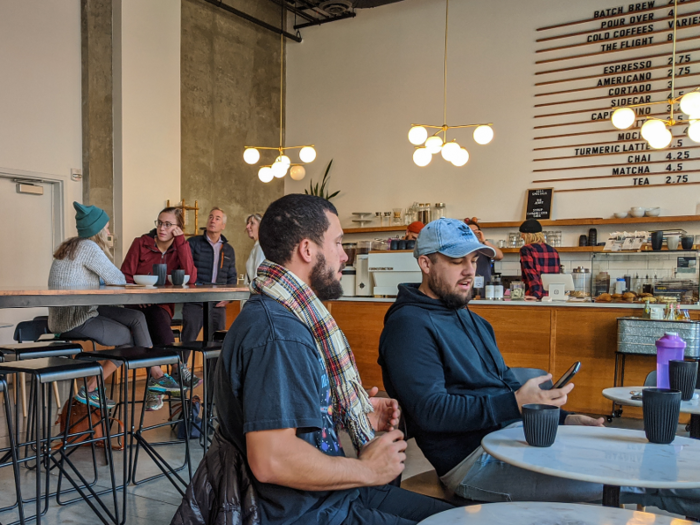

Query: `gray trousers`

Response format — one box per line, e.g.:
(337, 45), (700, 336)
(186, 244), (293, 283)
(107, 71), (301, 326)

(61, 305), (153, 348)
(181, 302), (226, 343)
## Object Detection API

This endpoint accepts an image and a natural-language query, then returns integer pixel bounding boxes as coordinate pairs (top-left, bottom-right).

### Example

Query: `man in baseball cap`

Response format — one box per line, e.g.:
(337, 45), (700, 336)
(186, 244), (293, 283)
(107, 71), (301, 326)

(379, 218), (604, 505)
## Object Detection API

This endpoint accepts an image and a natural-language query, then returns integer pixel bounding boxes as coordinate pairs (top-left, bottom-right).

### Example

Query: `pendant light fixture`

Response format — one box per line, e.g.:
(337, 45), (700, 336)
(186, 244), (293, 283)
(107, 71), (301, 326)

(408, 0), (493, 167)
(610, 0), (700, 148)
(244, 12), (315, 183)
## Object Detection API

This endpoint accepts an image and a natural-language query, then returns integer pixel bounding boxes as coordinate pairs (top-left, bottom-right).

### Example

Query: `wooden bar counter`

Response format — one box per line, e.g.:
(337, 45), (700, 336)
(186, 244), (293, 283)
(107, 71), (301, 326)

(325, 299), (700, 418)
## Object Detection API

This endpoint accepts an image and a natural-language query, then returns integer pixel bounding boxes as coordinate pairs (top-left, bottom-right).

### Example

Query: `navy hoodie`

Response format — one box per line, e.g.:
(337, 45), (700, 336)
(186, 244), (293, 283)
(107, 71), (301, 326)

(379, 284), (564, 476)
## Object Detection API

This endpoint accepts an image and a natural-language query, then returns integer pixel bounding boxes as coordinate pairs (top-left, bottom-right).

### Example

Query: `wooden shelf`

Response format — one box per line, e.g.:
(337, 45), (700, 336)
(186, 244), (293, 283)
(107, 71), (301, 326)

(501, 246), (605, 254)
(343, 215), (700, 234)
(479, 215), (700, 229)
(343, 225), (406, 234)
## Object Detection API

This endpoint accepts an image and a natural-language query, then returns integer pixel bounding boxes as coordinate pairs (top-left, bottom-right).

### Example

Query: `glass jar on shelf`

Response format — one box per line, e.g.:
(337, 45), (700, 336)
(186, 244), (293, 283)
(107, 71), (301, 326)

(508, 232), (520, 248)
(421, 203), (432, 224)
(432, 203), (446, 222)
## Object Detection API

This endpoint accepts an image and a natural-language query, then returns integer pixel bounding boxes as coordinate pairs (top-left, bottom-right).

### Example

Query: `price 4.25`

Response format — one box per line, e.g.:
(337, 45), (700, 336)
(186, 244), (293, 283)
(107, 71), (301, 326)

(665, 174), (689, 183)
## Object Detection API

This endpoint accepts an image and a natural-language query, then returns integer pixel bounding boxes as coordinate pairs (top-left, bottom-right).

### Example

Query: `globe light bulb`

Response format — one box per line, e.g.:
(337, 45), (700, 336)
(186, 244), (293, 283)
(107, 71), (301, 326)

(413, 147), (432, 167)
(688, 120), (700, 143)
(299, 146), (316, 163)
(473, 125), (494, 145)
(258, 167), (274, 183)
(408, 126), (428, 145)
(640, 119), (666, 141)
(647, 128), (672, 149)
(425, 135), (443, 154)
(271, 161), (288, 178)
(290, 165), (306, 180)
(276, 155), (291, 166)
(441, 141), (461, 161)
(243, 148), (260, 164)
(451, 148), (470, 167)
(680, 92), (700, 118)
(611, 108), (636, 130)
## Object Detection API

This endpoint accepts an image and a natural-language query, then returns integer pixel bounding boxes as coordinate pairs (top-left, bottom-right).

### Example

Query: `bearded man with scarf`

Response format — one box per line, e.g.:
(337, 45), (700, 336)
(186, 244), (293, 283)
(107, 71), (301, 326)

(171, 194), (452, 525)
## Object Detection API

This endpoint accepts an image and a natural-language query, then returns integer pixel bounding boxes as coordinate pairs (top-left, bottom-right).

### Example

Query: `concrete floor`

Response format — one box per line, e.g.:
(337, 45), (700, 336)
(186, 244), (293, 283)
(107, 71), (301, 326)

(0, 384), (694, 524)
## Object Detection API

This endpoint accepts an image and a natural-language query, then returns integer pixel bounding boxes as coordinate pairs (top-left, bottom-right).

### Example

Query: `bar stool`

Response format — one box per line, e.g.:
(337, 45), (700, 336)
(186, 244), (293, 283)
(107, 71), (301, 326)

(0, 376), (24, 523)
(163, 341), (221, 454)
(0, 357), (119, 525)
(76, 346), (192, 522)
(0, 342), (84, 456)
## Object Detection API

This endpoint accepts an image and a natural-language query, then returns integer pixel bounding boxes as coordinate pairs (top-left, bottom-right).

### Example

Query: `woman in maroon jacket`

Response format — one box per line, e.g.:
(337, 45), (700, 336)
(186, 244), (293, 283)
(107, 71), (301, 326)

(121, 207), (198, 409)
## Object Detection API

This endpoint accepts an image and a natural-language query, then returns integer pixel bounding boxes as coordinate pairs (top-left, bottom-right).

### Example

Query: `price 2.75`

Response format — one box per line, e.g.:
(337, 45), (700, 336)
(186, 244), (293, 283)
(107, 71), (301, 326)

(665, 174), (689, 183)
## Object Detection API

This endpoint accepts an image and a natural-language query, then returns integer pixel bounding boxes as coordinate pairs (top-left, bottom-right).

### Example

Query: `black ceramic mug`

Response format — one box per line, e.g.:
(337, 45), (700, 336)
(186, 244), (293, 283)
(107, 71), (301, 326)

(587, 228), (597, 247)
(522, 404), (559, 447)
(642, 388), (681, 444)
(171, 269), (186, 286)
(578, 235), (588, 247)
(152, 263), (168, 286)
(650, 231), (664, 251)
(681, 235), (694, 250)
(669, 360), (698, 401)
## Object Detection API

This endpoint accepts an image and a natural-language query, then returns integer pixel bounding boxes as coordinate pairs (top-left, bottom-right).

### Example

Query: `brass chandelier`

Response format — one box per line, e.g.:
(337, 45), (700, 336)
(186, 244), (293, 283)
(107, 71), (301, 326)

(408, 0), (493, 167)
(243, 30), (316, 183)
(610, 0), (700, 148)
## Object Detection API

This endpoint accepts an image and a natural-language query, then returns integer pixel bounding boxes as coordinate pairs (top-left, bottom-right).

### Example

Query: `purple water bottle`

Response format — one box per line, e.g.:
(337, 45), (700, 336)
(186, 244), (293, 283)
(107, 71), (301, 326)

(656, 332), (686, 388)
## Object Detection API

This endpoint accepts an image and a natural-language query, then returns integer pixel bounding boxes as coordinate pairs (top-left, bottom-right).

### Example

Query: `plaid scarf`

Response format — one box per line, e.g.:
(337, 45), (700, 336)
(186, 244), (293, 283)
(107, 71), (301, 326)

(252, 260), (375, 451)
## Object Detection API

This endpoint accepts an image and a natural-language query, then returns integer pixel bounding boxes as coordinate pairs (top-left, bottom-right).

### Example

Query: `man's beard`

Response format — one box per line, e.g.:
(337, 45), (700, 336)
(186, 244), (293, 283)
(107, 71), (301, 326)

(310, 254), (344, 301)
(427, 272), (471, 310)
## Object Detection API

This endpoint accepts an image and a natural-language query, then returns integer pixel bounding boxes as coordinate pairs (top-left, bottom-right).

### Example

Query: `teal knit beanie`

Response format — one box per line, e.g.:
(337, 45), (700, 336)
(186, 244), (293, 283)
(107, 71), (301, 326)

(73, 201), (109, 238)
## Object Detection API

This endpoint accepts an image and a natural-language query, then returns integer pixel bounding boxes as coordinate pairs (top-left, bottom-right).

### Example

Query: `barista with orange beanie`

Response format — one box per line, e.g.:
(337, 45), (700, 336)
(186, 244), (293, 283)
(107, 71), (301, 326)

(405, 221), (425, 241)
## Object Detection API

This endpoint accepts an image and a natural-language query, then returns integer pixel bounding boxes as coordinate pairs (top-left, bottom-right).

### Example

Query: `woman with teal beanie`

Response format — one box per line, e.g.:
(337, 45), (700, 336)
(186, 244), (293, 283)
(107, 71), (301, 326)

(48, 202), (160, 410)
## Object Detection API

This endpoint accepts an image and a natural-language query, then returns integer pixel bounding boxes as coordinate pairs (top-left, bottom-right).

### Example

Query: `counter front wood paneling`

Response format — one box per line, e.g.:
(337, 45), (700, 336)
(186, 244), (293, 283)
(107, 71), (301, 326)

(327, 301), (391, 389)
(329, 300), (684, 417)
(470, 305), (552, 373)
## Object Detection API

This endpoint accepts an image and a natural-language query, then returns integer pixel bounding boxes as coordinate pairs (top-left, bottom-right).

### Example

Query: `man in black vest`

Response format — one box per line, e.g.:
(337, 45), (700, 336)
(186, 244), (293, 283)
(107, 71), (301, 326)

(178, 207), (236, 387)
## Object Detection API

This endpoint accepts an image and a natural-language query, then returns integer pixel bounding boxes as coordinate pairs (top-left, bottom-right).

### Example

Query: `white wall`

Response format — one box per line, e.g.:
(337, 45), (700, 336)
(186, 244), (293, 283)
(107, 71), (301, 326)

(113, 0), (181, 262)
(285, 0), (700, 226)
(0, 0), (83, 342)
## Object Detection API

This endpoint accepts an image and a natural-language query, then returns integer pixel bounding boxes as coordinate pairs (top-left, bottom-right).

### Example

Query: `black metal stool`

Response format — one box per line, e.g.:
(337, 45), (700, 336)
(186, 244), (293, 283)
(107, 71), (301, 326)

(0, 376), (24, 523)
(0, 342), (84, 460)
(77, 346), (192, 522)
(0, 357), (119, 525)
(163, 341), (222, 454)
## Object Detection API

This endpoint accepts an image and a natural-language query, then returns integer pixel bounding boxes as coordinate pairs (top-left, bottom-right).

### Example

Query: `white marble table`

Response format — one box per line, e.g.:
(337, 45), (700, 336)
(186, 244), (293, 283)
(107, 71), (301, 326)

(603, 386), (700, 439)
(418, 502), (694, 525)
(603, 387), (700, 415)
(481, 425), (700, 506)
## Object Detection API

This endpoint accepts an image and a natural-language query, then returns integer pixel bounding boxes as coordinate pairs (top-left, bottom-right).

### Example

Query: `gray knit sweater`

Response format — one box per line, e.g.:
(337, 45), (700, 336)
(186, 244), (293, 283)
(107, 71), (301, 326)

(48, 240), (126, 333)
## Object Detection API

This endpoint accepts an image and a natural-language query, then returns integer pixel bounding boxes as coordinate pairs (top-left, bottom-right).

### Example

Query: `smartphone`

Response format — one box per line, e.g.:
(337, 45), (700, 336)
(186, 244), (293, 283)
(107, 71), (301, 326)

(552, 362), (581, 389)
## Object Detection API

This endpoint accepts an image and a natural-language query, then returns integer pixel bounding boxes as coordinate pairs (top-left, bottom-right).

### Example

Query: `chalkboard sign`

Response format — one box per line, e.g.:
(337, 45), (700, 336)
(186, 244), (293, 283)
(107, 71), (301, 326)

(525, 188), (553, 220)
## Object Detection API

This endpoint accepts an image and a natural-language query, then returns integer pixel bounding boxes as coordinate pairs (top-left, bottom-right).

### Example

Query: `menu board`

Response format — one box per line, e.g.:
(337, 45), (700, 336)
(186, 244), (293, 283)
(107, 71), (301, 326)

(533, 1), (700, 195)
(525, 188), (554, 219)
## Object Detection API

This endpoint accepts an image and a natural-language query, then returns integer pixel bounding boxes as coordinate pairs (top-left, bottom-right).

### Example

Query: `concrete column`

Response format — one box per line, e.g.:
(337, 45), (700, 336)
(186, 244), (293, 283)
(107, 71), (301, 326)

(181, 0), (284, 267)
(112, 0), (181, 263)
(81, 0), (113, 219)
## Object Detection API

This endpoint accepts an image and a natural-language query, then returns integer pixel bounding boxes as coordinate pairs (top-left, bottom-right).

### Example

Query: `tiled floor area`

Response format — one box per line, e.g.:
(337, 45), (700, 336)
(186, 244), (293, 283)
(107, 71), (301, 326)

(0, 382), (694, 524)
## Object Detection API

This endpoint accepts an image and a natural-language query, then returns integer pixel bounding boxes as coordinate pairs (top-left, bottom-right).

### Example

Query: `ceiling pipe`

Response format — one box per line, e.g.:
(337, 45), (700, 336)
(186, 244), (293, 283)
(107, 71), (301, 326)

(203, 0), (302, 42)
(266, 0), (316, 23)
(293, 11), (356, 29)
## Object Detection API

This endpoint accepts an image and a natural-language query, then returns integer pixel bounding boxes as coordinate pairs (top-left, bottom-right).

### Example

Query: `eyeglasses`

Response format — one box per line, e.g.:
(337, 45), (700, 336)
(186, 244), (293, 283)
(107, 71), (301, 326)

(155, 220), (175, 229)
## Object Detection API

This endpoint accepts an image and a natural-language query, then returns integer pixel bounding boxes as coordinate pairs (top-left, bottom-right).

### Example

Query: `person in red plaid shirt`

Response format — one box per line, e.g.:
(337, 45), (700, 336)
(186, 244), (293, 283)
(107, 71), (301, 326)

(519, 219), (560, 299)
